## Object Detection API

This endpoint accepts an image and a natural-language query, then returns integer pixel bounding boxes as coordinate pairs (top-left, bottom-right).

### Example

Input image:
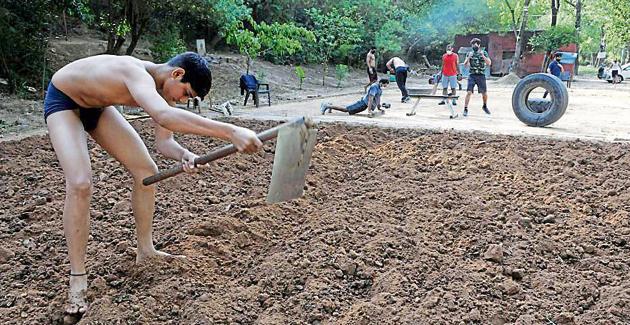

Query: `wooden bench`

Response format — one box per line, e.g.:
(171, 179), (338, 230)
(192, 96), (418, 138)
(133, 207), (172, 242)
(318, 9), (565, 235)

(406, 94), (460, 119)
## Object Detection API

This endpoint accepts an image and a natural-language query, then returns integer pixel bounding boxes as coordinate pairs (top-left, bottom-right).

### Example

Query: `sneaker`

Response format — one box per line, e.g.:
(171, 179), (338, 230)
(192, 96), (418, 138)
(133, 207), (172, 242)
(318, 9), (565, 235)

(438, 100), (446, 105)
(320, 102), (330, 115)
(452, 100), (457, 106)
(482, 105), (491, 115)
(402, 96), (411, 103)
(463, 108), (468, 117)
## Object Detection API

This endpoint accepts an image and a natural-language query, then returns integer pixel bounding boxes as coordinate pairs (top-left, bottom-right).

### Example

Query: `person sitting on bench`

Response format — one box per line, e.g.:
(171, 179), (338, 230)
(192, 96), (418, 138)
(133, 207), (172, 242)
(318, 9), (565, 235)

(320, 78), (389, 117)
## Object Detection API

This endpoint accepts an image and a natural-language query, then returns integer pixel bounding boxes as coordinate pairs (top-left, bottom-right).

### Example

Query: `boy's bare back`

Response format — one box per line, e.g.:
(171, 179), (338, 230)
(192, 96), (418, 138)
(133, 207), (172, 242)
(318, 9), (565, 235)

(51, 55), (156, 109)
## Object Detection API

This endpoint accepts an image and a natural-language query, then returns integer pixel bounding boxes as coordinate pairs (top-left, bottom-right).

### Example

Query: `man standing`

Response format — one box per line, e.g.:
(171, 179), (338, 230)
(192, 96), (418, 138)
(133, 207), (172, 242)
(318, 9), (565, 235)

(439, 44), (459, 106)
(544, 52), (564, 97)
(365, 47), (378, 92)
(463, 38), (491, 116)
(386, 56), (410, 103)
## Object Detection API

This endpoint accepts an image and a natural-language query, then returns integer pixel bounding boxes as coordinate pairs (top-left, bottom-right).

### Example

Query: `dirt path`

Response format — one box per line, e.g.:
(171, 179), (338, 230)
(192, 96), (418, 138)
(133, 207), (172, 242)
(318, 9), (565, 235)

(1, 119), (629, 324)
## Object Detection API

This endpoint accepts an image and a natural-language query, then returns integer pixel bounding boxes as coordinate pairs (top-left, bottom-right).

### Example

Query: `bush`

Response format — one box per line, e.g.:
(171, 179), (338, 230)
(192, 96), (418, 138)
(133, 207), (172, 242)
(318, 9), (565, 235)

(335, 64), (349, 87)
(256, 69), (267, 83)
(0, 0), (53, 94)
(295, 66), (305, 89)
(149, 25), (187, 63)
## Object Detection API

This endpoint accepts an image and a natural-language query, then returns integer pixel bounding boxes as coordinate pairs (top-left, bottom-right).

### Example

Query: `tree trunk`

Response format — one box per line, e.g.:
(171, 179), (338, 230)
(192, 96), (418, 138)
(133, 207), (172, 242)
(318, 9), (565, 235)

(503, 0), (519, 39)
(543, 0), (561, 73)
(208, 34), (223, 50)
(62, 9), (68, 41)
(322, 62), (327, 86)
(551, 0), (560, 27)
(511, 0), (531, 74)
(124, 0), (150, 56)
(574, 0), (582, 75)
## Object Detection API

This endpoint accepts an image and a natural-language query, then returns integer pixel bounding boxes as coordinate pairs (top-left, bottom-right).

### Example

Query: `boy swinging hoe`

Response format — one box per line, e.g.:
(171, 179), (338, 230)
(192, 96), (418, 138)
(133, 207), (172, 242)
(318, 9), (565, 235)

(44, 52), (263, 317)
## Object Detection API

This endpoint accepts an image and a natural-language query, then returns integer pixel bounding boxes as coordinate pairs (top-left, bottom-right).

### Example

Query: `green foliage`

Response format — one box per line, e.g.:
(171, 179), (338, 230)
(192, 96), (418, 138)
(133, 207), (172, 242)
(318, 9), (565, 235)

(295, 66), (305, 89)
(226, 18), (314, 70)
(335, 64), (349, 87)
(256, 69), (266, 83)
(148, 25), (187, 62)
(529, 25), (579, 53)
(305, 7), (362, 64)
(0, 0), (53, 93)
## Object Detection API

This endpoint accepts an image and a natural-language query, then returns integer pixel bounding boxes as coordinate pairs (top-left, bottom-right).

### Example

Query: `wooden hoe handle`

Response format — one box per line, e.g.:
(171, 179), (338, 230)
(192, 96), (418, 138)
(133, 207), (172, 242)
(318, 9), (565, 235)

(142, 117), (308, 186)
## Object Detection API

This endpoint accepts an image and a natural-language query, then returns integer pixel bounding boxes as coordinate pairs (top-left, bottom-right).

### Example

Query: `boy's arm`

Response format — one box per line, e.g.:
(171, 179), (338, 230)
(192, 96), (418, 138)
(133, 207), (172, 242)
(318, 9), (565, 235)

(124, 69), (261, 153)
(482, 51), (491, 66)
(367, 95), (374, 112)
(154, 124), (206, 172)
(386, 59), (394, 72)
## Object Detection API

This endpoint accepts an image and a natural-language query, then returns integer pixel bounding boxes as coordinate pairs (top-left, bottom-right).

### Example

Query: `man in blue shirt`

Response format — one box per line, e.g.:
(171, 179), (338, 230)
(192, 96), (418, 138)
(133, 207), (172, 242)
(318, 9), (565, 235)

(544, 52), (564, 98)
(320, 79), (389, 118)
(548, 52), (564, 77)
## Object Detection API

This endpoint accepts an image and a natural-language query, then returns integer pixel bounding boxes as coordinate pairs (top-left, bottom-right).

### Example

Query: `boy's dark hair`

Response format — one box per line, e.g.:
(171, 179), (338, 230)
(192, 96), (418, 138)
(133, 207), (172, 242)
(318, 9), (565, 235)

(379, 78), (390, 84)
(167, 52), (212, 100)
(371, 46), (376, 50)
(470, 38), (481, 45)
(554, 52), (562, 58)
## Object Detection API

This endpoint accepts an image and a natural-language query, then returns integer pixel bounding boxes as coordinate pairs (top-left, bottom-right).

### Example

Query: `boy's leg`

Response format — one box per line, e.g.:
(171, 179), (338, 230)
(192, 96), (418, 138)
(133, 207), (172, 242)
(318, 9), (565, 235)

(328, 105), (349, 112)
(401, 69), (409, 99)
(89, 107), (173, 262)
(47, 110), (93, 314)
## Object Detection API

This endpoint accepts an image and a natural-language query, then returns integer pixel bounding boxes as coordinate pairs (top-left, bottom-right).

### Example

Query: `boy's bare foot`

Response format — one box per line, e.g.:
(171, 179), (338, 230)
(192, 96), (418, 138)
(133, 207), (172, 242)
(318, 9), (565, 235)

(66, 274), (88, 315)
(136, 248), (185, 263)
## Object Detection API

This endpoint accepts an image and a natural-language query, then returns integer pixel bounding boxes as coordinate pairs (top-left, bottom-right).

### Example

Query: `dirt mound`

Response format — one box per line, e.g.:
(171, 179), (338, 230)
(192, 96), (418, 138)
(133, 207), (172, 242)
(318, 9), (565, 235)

(495, 72), (522, 86)
(1, 120), (630, 324)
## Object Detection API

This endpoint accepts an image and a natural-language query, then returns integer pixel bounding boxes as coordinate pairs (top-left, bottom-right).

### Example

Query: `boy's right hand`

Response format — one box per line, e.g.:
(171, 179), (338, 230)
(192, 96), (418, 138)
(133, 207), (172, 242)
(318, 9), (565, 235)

(230, 126), (263, 154)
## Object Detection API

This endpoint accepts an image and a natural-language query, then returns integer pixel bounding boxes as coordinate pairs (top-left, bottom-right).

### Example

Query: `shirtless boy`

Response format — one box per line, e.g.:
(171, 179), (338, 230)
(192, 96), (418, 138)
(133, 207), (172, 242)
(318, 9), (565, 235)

(364, 47), (378, 92)
(44, 52), (263, 316)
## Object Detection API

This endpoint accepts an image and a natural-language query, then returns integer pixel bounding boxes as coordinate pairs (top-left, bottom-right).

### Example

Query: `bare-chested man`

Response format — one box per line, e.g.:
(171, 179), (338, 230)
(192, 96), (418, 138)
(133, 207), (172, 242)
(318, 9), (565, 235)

(44, 52), (262, 317)
(364, 47), (378, 92)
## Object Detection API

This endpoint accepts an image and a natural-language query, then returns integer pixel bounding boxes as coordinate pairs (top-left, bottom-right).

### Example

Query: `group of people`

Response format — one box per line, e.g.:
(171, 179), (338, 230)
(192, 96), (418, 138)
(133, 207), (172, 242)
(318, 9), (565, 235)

(321, 37), (493, 118)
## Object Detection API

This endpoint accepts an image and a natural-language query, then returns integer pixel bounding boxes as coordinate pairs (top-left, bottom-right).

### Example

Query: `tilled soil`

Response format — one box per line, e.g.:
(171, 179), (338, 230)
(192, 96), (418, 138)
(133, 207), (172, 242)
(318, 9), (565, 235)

(1, 119), (630, 324)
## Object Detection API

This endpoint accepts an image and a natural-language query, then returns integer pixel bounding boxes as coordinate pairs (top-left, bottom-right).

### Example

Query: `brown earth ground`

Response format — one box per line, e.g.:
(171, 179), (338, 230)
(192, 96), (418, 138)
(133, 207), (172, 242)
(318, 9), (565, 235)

(1, 119), (630, 324)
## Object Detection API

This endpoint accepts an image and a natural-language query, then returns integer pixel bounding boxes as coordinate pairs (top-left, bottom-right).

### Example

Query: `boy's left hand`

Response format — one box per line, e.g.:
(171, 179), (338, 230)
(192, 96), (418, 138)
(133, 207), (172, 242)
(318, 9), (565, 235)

(182, 151), (209, 173)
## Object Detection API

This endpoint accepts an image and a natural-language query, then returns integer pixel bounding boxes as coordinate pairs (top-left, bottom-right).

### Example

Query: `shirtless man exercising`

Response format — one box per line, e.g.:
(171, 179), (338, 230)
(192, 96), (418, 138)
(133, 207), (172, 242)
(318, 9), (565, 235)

(44, 52), (262, 316)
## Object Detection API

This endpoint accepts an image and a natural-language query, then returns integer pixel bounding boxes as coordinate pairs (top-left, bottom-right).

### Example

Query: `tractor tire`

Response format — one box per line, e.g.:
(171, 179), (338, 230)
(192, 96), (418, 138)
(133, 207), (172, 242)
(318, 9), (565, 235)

(512, 73), (568, 127)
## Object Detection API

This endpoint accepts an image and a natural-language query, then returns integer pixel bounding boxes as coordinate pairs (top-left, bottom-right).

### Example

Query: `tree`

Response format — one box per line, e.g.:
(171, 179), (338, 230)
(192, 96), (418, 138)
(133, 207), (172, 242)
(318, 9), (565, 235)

(511, 0), (531, 74)
(295, 66), (305, 90)
(226, 18), (314, 73)
(305, 8), (361, 86)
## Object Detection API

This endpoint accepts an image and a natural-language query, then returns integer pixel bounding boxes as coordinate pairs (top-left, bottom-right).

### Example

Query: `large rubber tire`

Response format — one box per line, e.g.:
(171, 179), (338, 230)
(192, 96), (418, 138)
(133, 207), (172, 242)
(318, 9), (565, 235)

(512, 73), (568, 127)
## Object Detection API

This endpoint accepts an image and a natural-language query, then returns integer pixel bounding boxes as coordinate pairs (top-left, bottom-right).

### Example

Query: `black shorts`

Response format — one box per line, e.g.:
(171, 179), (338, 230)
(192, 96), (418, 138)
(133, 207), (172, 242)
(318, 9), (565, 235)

(612, 70), (619, 78)
(43, 82), (103, 131)
(367, 67), (378, 83)
(467, 74), (487, 94)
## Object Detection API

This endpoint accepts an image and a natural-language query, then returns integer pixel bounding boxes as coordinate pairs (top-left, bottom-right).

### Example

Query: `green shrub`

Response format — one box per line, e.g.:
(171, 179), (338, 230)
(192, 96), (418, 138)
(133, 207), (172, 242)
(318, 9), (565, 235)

(256, 69), (267, 83)
(295, 66), (305, 89)
(149, 25), (187, 63)
(335, 64), (349, 88)
(0, 0), (52, 94)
